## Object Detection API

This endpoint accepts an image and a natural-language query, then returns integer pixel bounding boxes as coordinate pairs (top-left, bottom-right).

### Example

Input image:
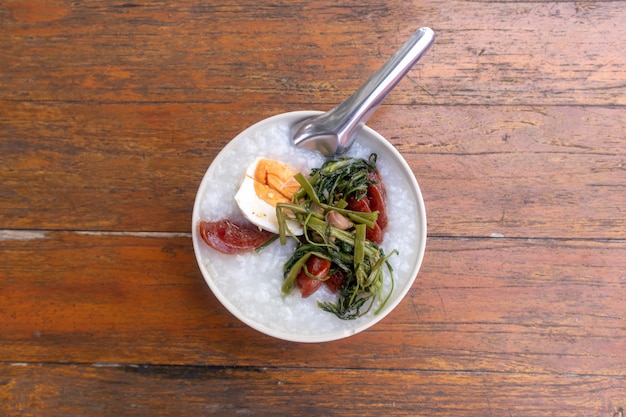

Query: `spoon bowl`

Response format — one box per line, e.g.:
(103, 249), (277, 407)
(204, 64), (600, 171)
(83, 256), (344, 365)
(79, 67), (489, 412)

(291, 27), (435, 156)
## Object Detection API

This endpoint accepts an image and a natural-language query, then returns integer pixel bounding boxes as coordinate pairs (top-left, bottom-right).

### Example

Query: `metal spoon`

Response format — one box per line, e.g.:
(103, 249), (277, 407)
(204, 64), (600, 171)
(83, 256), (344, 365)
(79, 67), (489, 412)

(291, 27), (435, 156)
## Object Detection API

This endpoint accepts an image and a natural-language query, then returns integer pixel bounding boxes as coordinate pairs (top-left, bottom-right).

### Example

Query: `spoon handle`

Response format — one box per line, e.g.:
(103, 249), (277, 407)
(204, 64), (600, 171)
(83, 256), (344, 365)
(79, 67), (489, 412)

(328, 27), (435, 153)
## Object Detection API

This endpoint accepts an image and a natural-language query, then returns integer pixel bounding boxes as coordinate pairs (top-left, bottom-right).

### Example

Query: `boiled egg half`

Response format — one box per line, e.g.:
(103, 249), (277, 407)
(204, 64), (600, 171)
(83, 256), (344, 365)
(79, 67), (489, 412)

(235, 157), (303, 235)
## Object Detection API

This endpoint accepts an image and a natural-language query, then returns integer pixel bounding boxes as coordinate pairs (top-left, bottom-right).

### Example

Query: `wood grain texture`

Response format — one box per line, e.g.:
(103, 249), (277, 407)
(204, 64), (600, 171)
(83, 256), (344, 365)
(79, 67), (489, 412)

(1, 233), (623, 377)
(1, 363), (625, 416)
(1, 0), (625, 415)
(0, 1), (624, 106)
(1, 103), (624, 238)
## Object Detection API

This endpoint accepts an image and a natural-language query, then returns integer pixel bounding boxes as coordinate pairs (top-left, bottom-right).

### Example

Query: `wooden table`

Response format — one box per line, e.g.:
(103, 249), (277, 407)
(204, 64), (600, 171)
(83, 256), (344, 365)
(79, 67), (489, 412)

(1, 0), (625, 415)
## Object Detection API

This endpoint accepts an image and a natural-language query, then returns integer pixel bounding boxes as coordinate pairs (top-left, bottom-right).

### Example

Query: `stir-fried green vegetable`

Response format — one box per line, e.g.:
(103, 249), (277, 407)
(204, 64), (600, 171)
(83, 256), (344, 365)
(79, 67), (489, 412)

(276, 154), (397, 320)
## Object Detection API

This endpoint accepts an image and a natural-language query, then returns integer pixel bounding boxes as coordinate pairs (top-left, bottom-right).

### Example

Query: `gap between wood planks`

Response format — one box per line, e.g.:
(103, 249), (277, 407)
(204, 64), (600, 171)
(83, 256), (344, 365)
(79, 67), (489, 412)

(4, 361), (626, 379)
(0, 229), (191, 241)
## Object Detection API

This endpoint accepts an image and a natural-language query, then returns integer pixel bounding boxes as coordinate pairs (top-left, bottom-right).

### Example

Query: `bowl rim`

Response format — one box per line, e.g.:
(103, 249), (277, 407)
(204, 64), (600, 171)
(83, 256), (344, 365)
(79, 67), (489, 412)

(191, 110), (427, 343)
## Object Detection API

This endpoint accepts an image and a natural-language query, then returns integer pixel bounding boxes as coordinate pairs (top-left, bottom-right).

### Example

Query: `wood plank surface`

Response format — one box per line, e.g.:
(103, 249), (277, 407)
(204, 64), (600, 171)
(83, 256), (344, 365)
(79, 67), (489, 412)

(1, 103), (624, 238)
(1, 1), (624, 106)
(2, 363), (625, 416)
(1, 232), (623, 376)
(1, 0), (624, 415)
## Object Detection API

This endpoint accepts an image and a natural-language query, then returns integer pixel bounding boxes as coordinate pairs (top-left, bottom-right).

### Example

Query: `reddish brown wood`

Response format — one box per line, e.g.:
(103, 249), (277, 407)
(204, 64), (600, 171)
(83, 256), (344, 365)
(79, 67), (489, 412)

(0, 103), (623, 238)
(0, 1), (624, 106)
(0, 233), (623, 378)
(1, 363), (625, 416)
(0, 0), (624, 415)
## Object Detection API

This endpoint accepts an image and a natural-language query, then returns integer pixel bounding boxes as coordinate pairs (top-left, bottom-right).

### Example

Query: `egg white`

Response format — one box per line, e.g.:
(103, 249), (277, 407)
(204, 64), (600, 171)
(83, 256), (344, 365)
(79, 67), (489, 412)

(234, 158), (303, 235)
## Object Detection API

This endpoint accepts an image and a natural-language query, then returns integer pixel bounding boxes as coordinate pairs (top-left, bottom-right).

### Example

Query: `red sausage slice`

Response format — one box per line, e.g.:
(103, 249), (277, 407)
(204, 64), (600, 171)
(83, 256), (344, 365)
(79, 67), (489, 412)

(325, 270), (346, 293)
(367, 182), (387, 230)
(347, 196), (383, 244)
(367, 170), (388, 229)
(198, 219), (274, 254)
(297, 255), (331, 298)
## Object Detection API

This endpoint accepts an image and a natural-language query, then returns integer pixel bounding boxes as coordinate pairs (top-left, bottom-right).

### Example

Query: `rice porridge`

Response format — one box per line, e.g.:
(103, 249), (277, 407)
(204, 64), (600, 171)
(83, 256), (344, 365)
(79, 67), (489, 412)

(192, 112), (425, 342)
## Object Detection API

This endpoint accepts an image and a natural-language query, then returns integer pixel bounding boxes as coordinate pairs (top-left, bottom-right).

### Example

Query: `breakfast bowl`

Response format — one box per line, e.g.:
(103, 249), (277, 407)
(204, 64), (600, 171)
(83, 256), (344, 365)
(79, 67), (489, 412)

(191, 111), (427, 343)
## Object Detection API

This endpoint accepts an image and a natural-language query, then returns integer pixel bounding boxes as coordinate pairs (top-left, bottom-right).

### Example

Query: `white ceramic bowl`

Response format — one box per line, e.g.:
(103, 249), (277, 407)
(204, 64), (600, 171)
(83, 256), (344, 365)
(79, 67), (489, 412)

(191, 111), (426, 342)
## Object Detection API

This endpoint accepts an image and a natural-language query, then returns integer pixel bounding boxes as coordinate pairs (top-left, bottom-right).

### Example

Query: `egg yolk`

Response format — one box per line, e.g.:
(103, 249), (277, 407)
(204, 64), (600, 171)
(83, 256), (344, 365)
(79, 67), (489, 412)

(252, 159), (301, 207)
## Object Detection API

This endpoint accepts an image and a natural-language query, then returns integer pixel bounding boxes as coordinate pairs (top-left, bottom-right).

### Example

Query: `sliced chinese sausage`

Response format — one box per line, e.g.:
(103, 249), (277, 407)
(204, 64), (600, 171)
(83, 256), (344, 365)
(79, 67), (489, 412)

(367, 182), (387, 230)
(296, 255), (331, 298)
(367, 170), (388, 229)
(325, 270), (346, 293)
(198, 219), (274, 254)
(368, 170), (387, 198)
(347, 195), (383, 244)
(366, 220), (383, 244)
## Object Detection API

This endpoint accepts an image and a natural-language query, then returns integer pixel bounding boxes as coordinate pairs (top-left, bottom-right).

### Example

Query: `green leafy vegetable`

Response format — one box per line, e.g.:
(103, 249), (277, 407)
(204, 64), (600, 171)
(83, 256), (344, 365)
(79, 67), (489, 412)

(277, 153), (397, 320)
